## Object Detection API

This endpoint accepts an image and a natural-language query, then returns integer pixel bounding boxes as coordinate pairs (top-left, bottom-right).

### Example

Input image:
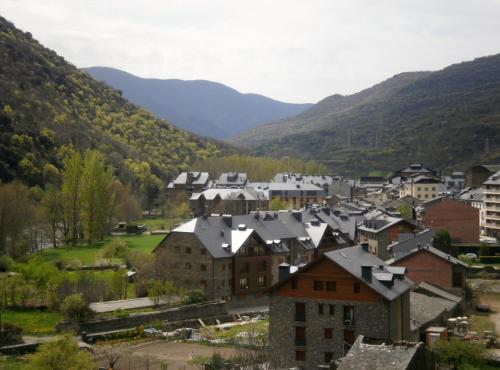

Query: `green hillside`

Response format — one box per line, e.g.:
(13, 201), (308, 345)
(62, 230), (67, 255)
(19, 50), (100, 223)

(232, 55), (500, 175)
(0, 16), (231, 189)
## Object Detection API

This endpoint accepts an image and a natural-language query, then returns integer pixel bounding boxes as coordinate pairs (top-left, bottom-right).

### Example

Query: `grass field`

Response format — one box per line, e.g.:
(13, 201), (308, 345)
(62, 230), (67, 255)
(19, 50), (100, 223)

(139, 217), (184, 231)
(0, 356), (28, 370)
(1, 309), (61, 336)
(34, 234), (165, 265)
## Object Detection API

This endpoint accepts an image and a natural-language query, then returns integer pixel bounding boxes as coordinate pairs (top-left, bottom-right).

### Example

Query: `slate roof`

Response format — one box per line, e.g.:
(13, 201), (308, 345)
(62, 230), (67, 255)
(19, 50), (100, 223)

(388, 244), (468, 268)
(410, 291), (457, 331)
(165, 214), (296, 258)
(324, 245), (414, 301)
(216, 172), (248, 186)
(358, 210), (406, 234)
(190, 188), (267, 201)
(337, 335), (423, 370)
(415, 281), (462, 303)
(484, 170), (500, 185)
(172, 172), (210, 185)
(387, 229), (435, 258)
(272, 173), (338, 187)
(268, 182), (326, 195)
(456, 187), (484, 203)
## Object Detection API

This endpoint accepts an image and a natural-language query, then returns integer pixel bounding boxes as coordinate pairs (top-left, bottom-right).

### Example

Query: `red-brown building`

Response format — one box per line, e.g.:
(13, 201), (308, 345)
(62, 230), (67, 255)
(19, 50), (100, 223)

(419, 197), (479, 243)
(388, 245), (468, 293)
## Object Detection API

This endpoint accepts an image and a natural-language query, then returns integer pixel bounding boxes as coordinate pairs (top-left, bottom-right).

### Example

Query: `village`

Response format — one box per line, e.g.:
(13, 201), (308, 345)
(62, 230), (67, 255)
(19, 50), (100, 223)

(2, 162), (500, 369)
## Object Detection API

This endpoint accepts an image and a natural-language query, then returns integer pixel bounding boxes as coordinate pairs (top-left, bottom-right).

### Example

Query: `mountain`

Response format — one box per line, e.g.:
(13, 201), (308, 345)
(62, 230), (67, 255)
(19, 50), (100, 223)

(83, 66), (312, 139)
(0, 16), (231, 190)
(231, 55), (500, 175)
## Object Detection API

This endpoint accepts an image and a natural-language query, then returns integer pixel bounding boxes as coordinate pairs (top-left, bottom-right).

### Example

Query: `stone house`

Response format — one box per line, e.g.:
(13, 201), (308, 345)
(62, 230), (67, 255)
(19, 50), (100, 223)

(466, 164), (500, 187)
(268, 244), (413, 369)
(419, 197), (479, 243)
(189, 188), (268, 216)
(167, 171), (210, 202)
(358, 210), (417, 260)
(267, 182), (326, 209)
(215, 172), (248, 187)
(387, 245), (468, 293)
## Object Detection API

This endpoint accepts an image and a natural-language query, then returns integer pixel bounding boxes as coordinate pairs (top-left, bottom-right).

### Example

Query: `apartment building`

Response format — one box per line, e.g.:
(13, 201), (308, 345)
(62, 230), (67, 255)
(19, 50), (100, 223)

(400, 174), (445, 200)
(268, 244), (413, 369)
(484, 170), (500, 240)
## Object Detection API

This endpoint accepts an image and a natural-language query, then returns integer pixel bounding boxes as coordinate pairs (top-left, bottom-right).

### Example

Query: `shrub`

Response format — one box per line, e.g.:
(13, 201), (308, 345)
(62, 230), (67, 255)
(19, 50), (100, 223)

(479, 256), (500, 264)
(181, 289), (205, 305)
(0, 322), (23, 346)
(60, 294), (93, 323)
(66, 258), (82, 270)
(433, 339), (485, 368)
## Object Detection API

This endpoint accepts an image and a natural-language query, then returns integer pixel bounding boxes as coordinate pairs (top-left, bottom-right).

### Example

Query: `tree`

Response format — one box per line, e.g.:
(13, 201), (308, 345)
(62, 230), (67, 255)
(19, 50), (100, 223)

(432, 339), (485, 369)
(61, 151), (83, 246)
(0, 182), (35, 257)
(97, 342), (127, 369)
(433, 229), (452, 254)
(28, 334), (96, 370)
(80, 150), (114, 245)
(60, 294), (93, 324)
(269, 197), (285, 211)
(102, 238), (129, 260)
(397, 205), (413, 219)
(40, 185), (64, 248)
(175, 201), (192, 219)
(109, 180), (141, 223)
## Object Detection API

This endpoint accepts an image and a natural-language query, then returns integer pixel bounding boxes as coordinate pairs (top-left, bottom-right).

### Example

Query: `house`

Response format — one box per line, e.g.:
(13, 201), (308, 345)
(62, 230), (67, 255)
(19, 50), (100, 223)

(358, 210), (417, 260)
(387, 244), (468, 292)
(272, 173), (338, 194)
(337, 335), (431, 370)
(400, 174), (445, 200)
(189, 188), (268, 216)
(268, 244), (413, 369)
(483, 170), (500, 240)
(387, 228), (435, 259)
(393, 163), (439, 182)
(457, 187), (485, 235)
(266, 182), (326, 209)
(153, 210), (350, 301)
(419, 197), (480, 243)
(466, 164), (500, 187)
(443, 171), (465, 192)
(381, 196), (421, 220)
(167, 172), (210, 201)
(215, 172), (248, 187)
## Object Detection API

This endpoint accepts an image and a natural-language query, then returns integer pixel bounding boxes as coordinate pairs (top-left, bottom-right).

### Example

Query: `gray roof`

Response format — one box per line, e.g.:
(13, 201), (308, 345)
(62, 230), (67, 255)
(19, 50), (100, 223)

(410, 291), (458, 331)
(272, 173), (338, 187)
(337, 335), (423, 370)
(456, 187), (484, 202)
(415, 282), (462, 303)
(358, 210), (406, 234)
(484, 170), (500, 186)
(172, 172), (210, 185)
(388, 244), (468, 268)
(325, 245), (414, 301)
(268, 182), (326, 195)
(387, 229), (435, 258)
(168, 214), (297, 258)
(190, 188), (267, 201)
(216, 172), (248, 186)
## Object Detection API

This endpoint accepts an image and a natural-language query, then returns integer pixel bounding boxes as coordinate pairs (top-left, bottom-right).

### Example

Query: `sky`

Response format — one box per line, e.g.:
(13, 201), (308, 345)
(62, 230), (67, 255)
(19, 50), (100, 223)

(1, 0), (499, 103)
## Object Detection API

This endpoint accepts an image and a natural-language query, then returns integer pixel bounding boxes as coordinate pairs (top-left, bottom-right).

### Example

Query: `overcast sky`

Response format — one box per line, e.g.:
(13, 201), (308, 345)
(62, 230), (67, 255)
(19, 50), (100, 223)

(1, 0), (499, 103)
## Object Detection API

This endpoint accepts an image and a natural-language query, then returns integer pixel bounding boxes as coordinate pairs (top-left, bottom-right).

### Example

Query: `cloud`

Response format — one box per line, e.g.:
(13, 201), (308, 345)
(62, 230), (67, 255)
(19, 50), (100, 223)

(1, 0), (499, 102)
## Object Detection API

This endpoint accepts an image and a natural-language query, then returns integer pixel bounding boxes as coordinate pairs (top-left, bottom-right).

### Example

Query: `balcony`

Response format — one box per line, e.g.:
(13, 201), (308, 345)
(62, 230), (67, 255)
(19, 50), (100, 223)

(295, 337), (306, 346)
(485, 223), (500, 230)
(484, 189), (500, 195)
(485, 215), (500, 222)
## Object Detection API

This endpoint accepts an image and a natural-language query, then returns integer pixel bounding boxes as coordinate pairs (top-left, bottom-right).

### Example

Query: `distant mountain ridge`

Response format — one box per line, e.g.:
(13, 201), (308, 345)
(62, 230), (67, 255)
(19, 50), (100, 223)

(83, 67), (312, 139)
(231, 54), (500, 175)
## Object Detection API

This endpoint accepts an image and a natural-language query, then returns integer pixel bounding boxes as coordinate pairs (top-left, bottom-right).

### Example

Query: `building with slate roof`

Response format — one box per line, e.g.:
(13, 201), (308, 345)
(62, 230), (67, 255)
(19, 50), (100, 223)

(337, 335), (429, 370)
(167, 171), (210, 201)
(387, 229), (435, 259)
(268, 244), (413, 369)
(466, 164), (500, 187)
(400, 174), (445, 200)
(189, 188), (268, 216)
(215, 172), (248, 187)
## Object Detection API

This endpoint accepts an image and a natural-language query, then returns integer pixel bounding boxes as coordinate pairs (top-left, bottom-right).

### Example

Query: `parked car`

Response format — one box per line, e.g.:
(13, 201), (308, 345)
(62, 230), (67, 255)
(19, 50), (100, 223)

(465, 253), (478, 260)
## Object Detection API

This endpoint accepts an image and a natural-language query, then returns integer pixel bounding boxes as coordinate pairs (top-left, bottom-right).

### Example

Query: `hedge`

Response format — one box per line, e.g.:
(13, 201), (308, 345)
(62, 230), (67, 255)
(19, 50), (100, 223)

(479, 256), (500, 264)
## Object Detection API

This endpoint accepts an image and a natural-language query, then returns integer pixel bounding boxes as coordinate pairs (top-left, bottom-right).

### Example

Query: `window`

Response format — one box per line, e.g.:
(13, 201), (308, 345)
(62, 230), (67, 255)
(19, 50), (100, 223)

(324, 328), (333, 339)
(343, 305), (355, 325)
(228, 264), (232, 270)
(291, 277), (298, 289)
(295, 302), (306, 322)
(201, 248), (206, 255)
(295, 326), (306, 346)
(295, 350), (305, 362)
(174, 246), (180, 252)
(257, 275), (266, 287)
(200, 280), (207, 288)
(200, 264), (207, 271)
(185, 262), (191, 270)
(425, 194), (429, 198)
(324, 352), (333, 364)
(186, 247), (191, 254)
(329, 304), (335, 315)
(353, 282), (360, 293)
(326, 281), (336, 292)
(318, 303), (324, 315)
(239, 277), (249, 289)
(240, 262), (250, 273)
(313, 280), (324, 291)
(228, 279), (232, 287)
(221, 280), (225, 287)
(432, 187), (436, 191)
(221, 264), (226, 271)
(258, 260), (267, 272)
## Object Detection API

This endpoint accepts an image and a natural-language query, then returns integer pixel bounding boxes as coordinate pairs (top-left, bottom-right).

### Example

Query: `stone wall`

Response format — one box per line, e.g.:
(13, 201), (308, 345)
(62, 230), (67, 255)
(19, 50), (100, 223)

(269, 295), (390, 369)
(56, 300), (227, 334)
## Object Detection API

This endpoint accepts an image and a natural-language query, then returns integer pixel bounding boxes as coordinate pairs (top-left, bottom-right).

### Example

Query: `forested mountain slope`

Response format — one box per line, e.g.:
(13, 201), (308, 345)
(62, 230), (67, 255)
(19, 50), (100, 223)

(0, 16), (231, 190)
(83, 66), (312, 139)
(232, 55), (500, 175)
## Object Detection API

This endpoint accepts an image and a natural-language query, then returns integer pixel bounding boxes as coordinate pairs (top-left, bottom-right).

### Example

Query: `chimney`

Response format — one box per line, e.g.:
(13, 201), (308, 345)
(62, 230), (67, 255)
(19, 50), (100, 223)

(278, 263), (291, 281)
(186, 172), (193, 184)
(361, 265), (372, 282)
(361, 243), (369, 252)
(222, 214), (232, 227)
(292, 210), (302, 222)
